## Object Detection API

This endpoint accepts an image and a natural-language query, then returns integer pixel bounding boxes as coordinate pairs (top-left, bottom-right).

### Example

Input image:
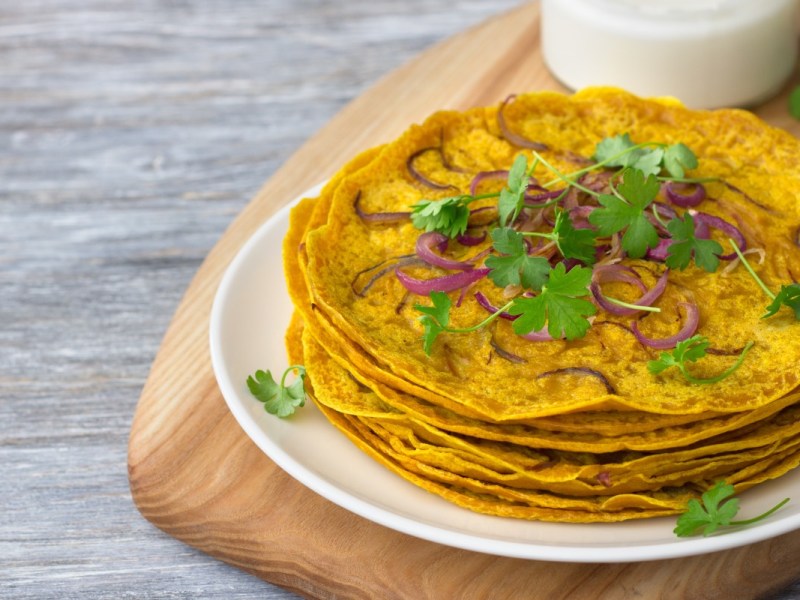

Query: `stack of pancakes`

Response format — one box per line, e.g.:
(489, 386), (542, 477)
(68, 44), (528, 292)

(281, 88), (800, 522)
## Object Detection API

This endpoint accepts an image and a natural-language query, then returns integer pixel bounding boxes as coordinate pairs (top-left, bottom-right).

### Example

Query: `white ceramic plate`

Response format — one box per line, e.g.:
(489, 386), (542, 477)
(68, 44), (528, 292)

(209, 184), (800, 563)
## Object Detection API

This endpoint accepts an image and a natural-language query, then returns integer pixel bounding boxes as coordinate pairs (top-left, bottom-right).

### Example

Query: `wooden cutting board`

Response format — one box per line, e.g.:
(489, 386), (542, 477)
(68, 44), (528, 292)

(128, 2), (800, 598)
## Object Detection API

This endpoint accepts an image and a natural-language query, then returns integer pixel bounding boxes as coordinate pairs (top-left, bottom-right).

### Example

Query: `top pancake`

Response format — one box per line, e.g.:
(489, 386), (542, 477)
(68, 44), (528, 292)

(301, 88), (800, 419)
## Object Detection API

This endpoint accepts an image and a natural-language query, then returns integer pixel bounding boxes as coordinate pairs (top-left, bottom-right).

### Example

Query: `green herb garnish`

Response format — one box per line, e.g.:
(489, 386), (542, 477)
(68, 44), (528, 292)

(729, 240), (800, 320)
(523, 208), (597, 265)
(247, 365), (307, 418)
(497, 154), (532, 226)
(415, 291), (512, 355)
(593, 134), (697, 179)
(485, 227), (551, 290)
(674, 480), (790, 537)
(648, 335), (753, 385)
(665, 213), (723, 272)
(588, 167), (660, 259)
(507, 263), (596, 341)
(410, 195), (472, 239)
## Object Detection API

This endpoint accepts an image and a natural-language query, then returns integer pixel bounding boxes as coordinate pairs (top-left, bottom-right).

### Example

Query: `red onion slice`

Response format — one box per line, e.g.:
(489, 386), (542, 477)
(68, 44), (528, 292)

(490, 337), (527, 364)
(474, 292), (518, 321)
(395, 267), (490, 295)
(407, 147), (453, 190)
(690, 210), (746, 260)
(646, 238), (673, 262)
(663, 181), (706, 207)
(354, 192), (411, 224)
(591, 268), (668, 316)
(497, 95), (548, 151)
(456, 229), (487, 246)
(631, 302), (699, 349)
(537, 367), (616, 394)
(519, 327), (556, 342)
(470, 170), (508, 196)
(416, 232), (476, 271)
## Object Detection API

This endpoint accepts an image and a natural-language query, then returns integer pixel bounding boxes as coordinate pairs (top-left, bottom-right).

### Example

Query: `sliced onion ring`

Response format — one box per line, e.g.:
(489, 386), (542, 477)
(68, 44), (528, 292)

(416, 232), (474, 271)
(591, 268), (668, 316)
(690, 210), (746, 260)
(663, 181), (706, 207)
(474, 291), (518, 321)
(457, 230), (487, 246)
(537, 367), (616, 394)
(406, 147), (453, 190)
(631, 302), (699, 349)
(395, 267), (490, 295)
(497, 95), (548, 151)
(354, 191), (411, 224)
(470, 170), (508, 196)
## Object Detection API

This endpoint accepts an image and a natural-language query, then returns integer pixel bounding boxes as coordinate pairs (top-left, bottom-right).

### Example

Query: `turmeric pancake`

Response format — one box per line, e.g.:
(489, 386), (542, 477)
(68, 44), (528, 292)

(302, 88), (800, 418)
(278, 87), (800, 523)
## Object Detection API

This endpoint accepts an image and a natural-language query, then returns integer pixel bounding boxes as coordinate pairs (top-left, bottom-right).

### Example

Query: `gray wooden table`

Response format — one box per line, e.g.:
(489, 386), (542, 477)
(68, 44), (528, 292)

(2, 1), (799, 598)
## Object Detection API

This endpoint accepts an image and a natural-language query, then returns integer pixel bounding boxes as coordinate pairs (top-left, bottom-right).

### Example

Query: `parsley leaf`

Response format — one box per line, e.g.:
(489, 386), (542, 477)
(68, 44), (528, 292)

(497, 154), (530, 226)
(665, 213), (723, 272)
(593, 133), (637, 167)
(648, 335), (753, 385)
(414, 290), (451, 355)
(675, 480), (790, 537)
(552, 209), (597, 265)
(594, 134), (697, 179)
(764, 284), (800, 320)
(593, 133), (664, 176)
(247, 365), (307, 418)
(485, 227), (551, 291)
(588, 168), (660, 258)
(663, 143), (698, 179)
(411, 196), (471, 239)
(507, 263), (596, 340)
(674, 481), (740, 537)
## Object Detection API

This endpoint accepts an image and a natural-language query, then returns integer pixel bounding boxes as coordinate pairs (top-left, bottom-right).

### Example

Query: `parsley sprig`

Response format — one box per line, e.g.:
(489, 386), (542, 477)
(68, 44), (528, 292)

(414, 263), (596, 353)
(675, 480), (790, 537)
(588, 168), (660, 259)
(415, 291), (512, 355)
(648, 335), (753, 385)
(729, 240), (800, 320)
(665, 213), (723, 272)
(507, 263), (596, 340)
(247, 365), (307, 418)
(484, 227), (550, 290)
(523, 208), (597, 265)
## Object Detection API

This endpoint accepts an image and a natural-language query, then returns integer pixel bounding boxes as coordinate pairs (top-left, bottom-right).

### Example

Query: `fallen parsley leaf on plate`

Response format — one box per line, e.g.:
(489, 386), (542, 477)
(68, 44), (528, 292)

(648, 334), (753, 385)
(247, 365), (307, 418)
(508, 263), (596, 340)
(674, 480), (790, 537)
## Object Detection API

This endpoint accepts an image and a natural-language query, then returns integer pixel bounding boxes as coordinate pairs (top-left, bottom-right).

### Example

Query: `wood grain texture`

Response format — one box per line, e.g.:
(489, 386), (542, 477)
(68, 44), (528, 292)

(0, 1), (522, 598)
(125, 2), (800, 600)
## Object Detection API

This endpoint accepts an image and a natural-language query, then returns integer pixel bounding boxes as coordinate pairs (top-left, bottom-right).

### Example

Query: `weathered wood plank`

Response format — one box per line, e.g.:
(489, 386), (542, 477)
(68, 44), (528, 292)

(0, 1), (522, 598)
